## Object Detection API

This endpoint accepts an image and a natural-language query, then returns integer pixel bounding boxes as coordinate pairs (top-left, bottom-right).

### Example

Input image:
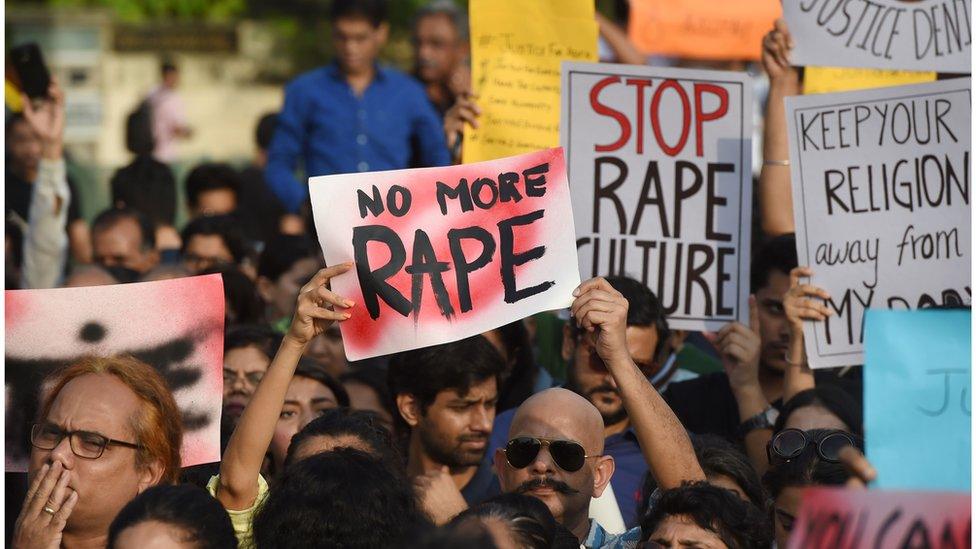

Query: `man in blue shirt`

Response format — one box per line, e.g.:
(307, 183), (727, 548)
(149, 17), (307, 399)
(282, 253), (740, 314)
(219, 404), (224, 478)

(265, 0), (450, 213)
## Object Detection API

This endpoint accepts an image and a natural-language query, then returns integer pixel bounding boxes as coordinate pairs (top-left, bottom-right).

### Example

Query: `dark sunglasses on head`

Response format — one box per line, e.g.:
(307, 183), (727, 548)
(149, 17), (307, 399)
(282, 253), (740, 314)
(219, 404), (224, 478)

(767, 428), (860, 465)
(504, 436), (598, 472)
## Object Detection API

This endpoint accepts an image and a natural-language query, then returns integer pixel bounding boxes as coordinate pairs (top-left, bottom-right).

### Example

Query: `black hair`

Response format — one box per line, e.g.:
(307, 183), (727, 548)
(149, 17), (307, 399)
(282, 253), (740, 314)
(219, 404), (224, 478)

(224, 323), (281, 358)
(256, 112), (277, 151)
(414, 522), (493, 549)
(641, 481), (773, 549)
(6, 112), (27, 137)
(330, 0), (388, 27)
(295, 357), (350, 408)
(253, 448), (429, 549)
(185, 163), (241, 210)
(111, 156), (177, 227)
(161, 60), (177, 75)
(570, 276), (671, 359)
(200, 264), (266, 326)
(387, 336), (505, 430)
(92, 207), (157, 251)
(285, 407), (400, 469)
(763, 429), (853, 500)
(450, 493), (559, 549)
(692, 434), (767, 511)
(773, 386), (863, 437)
(180, 215), (248, 264)
(107, 484), (236, 549)
(489, 321), (541, 413)
(257, 234), (317, 282)
(339, 365), (396, 422)
(750, 233), (798, 294)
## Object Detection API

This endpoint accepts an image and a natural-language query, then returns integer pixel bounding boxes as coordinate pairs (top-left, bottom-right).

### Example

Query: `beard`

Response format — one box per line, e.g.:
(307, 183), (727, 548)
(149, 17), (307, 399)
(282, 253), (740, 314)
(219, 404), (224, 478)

(418, 424), (487, 467)
(566, 360), (629, 427)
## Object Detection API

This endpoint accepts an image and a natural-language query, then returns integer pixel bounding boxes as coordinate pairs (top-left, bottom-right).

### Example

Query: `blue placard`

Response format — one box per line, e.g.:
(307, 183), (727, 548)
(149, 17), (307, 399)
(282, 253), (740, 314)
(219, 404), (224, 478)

(865, 309), (971, 492)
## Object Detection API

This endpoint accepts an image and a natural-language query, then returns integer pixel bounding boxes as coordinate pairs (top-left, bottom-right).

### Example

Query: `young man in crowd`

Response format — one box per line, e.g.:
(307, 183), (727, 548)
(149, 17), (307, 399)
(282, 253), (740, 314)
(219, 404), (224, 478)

(388, 337), (506, 515)
(180, 215), (248, 275)
(641, 482), (772, 548)
(265, 0), (449, 214)
(412, 0), (470, 116)
(494, 278), (705, 547)
(147, 61), (192, 163)
(91, 207), (160, 282)
(184, 162), (240, 220)
(489, 276), (696, 529)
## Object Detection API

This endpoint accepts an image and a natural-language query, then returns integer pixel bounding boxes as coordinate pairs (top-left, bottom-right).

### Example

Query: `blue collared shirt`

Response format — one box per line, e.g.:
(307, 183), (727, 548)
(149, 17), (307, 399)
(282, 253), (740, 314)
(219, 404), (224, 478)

(583, 520), (642, 549)
(265, 62), (451, 212)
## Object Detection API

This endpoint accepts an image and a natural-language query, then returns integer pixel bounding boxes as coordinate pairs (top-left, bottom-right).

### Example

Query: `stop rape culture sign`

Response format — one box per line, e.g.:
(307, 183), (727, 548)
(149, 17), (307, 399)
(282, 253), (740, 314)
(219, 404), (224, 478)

(309, 148), (580, 361)
(562, 62), (753, 331)
(786, 79), (972, 368)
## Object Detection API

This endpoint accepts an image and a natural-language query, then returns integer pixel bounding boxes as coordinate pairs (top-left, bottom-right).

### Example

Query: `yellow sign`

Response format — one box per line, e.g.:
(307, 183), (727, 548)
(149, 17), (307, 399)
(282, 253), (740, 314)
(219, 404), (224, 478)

(804, 67), (937, 95)
(463, 0), (597, 163)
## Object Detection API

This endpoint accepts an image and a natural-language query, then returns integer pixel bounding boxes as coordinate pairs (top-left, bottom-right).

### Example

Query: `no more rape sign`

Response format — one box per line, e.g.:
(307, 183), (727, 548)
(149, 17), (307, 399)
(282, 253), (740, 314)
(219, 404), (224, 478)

(309, 148), (579, 360)
(562, 62), (753, 331)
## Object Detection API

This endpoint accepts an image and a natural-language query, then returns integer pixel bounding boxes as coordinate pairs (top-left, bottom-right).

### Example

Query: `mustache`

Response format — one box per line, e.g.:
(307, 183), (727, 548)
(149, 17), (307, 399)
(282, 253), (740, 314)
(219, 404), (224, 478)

(516, 477), (579, 495)
(458, 434), (488, 443)
(586, 384), (619, 398)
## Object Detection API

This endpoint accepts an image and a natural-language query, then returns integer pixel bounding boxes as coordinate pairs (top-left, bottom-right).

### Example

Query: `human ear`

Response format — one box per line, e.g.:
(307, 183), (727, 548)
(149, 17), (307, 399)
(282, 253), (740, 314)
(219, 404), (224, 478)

(591, 455), (615, 498)
(395, 393), (421, 427)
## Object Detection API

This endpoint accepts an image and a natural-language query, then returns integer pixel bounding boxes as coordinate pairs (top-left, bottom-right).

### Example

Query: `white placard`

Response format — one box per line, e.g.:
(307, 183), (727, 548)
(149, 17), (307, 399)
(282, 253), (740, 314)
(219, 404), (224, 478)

(786, 78), (972, 368)
(562, 62), (753, 331)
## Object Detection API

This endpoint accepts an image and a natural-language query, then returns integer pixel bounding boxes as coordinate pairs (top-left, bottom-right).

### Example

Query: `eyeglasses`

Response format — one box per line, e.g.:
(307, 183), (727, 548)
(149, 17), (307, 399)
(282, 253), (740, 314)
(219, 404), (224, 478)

(223, 368), (264, 387)
(30, 423), (142, 460)
(504, 436), (599, 472)
(767, 428), (859, 465)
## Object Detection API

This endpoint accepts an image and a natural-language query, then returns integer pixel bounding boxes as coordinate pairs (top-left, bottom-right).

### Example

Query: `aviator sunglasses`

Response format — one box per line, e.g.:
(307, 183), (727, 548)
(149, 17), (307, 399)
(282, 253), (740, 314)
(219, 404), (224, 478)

(504, 436), (599, 472)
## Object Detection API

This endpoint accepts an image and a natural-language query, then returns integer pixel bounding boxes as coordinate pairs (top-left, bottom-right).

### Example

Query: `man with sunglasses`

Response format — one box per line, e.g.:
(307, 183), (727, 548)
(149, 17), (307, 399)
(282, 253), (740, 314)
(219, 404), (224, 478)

(490, 276), (697, 529)
(494, 277), (705, 547)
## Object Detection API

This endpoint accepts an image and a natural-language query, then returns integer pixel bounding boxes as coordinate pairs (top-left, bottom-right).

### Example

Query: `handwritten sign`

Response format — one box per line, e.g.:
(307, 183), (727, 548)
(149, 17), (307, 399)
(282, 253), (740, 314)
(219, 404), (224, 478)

(786, 79), (971, 368)
(784, 0), (972, 74)
(788, 487), (971, 549)
(865, 309), (971, 492)
(803, 66), (936, 95)
(463, 0), (597, 163)
(5, 275), (225, 471)
(628, 0), (781, 61)
(309, 148), (580, 360)
(562, 62), (753, 331)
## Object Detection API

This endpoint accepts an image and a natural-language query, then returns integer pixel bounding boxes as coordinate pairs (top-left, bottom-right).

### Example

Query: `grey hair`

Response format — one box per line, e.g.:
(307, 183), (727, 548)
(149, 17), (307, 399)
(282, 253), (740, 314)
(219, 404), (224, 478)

(414, 0), (468, 41)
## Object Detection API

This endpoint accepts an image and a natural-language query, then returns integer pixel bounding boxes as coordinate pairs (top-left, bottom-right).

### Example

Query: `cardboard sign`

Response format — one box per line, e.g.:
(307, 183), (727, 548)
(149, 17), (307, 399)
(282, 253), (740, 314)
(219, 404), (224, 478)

(865, 309), (971, 492)
(628, 0), (781, 61)
(804, 66), (937, 95)
(309, 148), (580, 361)
(5, 275), (225, 471)
(786, 79), (971, 368)
(562, 62), (753, 331)
(788, 487), (971, 549)
(784, 0), (972, 74)
(463, 0), (597, 163)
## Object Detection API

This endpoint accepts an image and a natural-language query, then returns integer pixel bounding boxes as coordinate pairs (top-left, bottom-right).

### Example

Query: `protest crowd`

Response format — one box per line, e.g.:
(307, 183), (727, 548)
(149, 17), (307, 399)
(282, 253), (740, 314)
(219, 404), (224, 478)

(4, 0), (971, 548)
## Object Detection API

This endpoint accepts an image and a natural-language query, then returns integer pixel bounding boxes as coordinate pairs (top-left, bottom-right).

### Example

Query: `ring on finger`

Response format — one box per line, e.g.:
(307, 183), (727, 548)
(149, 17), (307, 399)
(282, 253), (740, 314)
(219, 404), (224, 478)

(43, 506), (57, 515)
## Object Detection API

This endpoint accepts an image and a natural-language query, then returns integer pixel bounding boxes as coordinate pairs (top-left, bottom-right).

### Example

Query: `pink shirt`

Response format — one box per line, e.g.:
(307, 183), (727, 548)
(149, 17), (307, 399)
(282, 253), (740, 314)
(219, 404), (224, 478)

(147, 85), (188, 163)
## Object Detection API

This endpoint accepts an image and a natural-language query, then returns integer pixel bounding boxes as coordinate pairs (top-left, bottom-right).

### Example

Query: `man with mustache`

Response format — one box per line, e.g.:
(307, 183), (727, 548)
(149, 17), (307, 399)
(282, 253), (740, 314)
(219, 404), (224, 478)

(494, 278), (705, 547)
(490, 276), (695, 529)
(388, 336), (506, 517)
(411, 1), (470, 117)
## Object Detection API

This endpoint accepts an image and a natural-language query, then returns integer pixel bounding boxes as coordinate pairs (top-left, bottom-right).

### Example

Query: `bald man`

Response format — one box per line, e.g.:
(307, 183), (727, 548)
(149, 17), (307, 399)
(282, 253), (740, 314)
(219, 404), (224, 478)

(494, 278), (705, 547)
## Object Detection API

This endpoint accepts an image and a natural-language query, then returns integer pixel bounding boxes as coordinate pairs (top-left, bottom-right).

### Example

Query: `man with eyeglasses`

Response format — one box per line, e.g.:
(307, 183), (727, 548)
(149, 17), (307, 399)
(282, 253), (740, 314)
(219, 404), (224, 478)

(12, 356), (183, 548)
(493, 277), (705, 548)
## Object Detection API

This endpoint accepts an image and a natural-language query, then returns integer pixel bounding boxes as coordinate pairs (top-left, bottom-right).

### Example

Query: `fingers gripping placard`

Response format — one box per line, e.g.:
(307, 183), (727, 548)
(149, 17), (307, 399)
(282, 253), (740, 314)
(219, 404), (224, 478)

(309, 148), (580, 360)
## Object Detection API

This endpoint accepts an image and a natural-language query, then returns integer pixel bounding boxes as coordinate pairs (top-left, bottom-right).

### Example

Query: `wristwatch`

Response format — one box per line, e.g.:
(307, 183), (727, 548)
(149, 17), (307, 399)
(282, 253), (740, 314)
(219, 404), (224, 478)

(736, 406), (779, 439)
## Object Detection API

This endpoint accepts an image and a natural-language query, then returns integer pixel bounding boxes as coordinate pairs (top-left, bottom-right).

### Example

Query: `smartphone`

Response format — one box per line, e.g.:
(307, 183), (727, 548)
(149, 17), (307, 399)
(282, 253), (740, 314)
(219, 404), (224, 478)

(10, 43), (51, 99)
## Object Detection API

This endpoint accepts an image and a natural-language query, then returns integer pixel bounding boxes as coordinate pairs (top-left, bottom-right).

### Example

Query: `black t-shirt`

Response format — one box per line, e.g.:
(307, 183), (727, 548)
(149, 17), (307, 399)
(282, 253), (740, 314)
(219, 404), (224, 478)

(238, 165), (286, 245)
(663, 369), (863, 440)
